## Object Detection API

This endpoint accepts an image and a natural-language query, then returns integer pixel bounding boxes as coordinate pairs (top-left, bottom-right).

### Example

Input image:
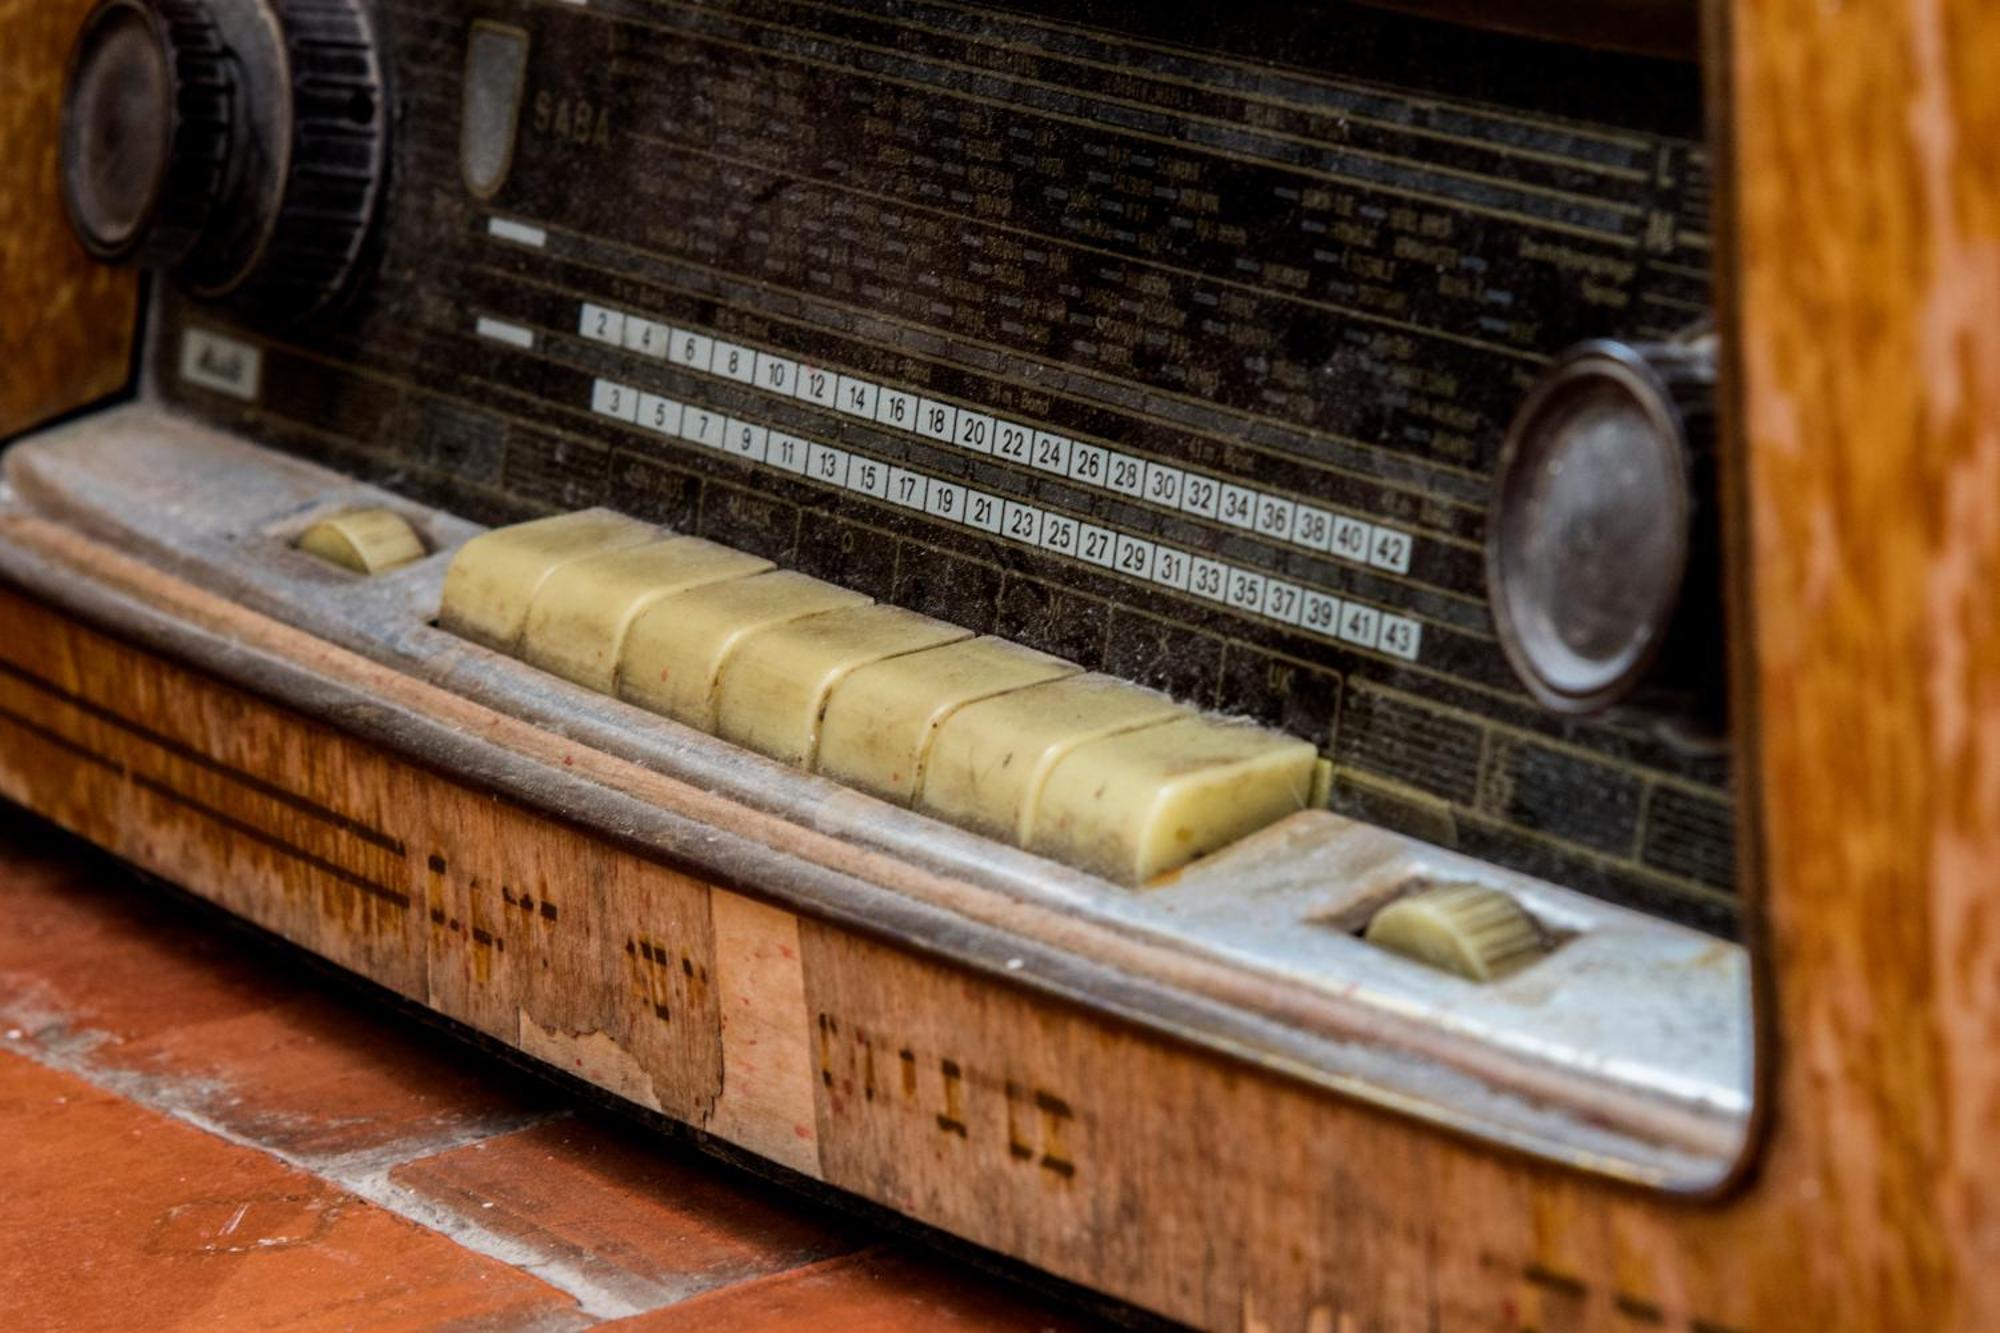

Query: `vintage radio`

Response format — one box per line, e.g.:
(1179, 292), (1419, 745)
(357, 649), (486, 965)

(2, 0), (1993, 1325)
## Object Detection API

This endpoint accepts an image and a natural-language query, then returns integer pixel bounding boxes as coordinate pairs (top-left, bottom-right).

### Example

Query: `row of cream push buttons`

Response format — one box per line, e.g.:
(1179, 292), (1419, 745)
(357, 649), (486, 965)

(437, 509), (1320, 884)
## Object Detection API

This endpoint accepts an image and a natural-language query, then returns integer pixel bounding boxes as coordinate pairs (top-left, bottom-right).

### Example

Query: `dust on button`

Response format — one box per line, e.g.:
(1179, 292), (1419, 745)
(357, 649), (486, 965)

(462, 21), (529, 199)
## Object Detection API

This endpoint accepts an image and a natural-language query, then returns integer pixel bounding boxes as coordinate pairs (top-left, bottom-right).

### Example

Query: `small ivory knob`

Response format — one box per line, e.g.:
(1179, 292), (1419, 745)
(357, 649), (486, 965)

(297, 508), (426, 575)
(1364, 883), (1546, 982)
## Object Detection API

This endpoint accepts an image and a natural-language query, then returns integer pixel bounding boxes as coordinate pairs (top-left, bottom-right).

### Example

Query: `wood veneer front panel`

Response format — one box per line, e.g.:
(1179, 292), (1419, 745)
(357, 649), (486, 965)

(0, 0), (139, 438)
(0, 545), (1930, 1331)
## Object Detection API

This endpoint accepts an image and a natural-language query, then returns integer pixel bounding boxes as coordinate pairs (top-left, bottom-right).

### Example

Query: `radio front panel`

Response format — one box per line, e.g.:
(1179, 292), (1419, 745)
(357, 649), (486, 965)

(150, 0), (1737, 936)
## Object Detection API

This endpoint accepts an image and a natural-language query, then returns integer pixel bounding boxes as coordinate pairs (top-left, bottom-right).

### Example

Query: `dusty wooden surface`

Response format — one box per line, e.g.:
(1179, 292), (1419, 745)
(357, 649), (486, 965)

(0, 807), (1097, 1330)
(0, 482), (1945, 1333)
(0, 0), (139, 439)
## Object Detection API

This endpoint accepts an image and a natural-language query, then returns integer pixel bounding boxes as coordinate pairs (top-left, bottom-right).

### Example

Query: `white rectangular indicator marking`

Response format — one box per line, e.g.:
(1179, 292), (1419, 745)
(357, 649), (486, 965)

(1300, 590), (1342, 636)
(713, 341), (757, 383)
(1105, 452), (1146, 498)
(1339, 603), (1382, 649)
(849, 455), (891, 499)
(580, 303), (624, 345)
(487, 217), (546, 247)
(768, 432), (809, 474)
(925, 479), (968, 522)
(1078, 524), (1117, 568)
(965, 491), (1003, 533)
(991, 420), (1031, 464)
(725, 419), (769, 463)
(1261, 579), (1305, 626)
(637, 393), (682, 436)
(179, 328), (262, 401)
(1225, 567), (1267, 611)
(1141, 461), (1186, 509)
(476, 316), (535, 350)
(1001, 499), (1043, 545)
(1369, 526), (1415, 574)
(1149, 545), (1191, 591)
(888, 467), (928, 510)
(756, 353), (799, 397)
(1040, 512), (1080, 558)
(671, 329), (713, 371)
(1181, 474), (1222, 520)
(875, 387), (917, 431)
(1067, 441), (1108, 488)
(1113, 533), (1155, 579)
(797, 365), (839, 409)
(625, 317), (669, 358)
(1218, 484), (1257, 530)
(1254, 494), (1297, 541)
(1189, 556), (1228, 602)
(956, 412), (997, 454)
(1291, 505), (1335, 551)
(807, 442), (850, 488)
(917, 398), (959, 443)
(835, 376), (879, 420)
(1029, 431), (1071, 476)
(1330, 514), (1372, 563)
(1378, 614), (1424, 661)
(680, 403), (726, 448)
(591, 378), (639, 423)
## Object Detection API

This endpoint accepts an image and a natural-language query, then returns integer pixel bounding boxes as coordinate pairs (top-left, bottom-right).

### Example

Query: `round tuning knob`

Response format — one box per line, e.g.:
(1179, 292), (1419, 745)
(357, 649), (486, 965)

(60, 0), (235, 268)
(59, 0), (389, 324)
(1485, 334), (1724, 732)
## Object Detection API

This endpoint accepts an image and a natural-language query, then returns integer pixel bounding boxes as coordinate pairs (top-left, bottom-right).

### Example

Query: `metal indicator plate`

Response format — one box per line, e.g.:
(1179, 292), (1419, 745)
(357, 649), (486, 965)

(148, 0), (1733, 934)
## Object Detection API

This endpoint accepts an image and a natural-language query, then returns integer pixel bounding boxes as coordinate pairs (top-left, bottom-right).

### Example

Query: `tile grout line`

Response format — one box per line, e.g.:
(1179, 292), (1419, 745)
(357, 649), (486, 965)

(0, 1003), (661, 1323)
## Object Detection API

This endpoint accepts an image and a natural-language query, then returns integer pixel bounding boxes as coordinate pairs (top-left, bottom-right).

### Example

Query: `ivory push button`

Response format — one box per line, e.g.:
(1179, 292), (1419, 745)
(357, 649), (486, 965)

(816, 637), (1079, 805)
(919, 674), (1185, 844)
(619, 571), (872, 730)
(517, 537), (772, 692)
(712, 605), (969, 769)
(1363, 883), (1546, 982)
(1028, 716), (1318, 883)
(439, 509), (657, 652)
(297, 508), (425, 574)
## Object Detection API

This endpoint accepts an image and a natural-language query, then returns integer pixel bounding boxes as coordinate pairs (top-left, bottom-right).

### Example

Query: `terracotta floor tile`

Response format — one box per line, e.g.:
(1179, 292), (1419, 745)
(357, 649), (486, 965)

(603, 1248), (1096, 1332)
(0, 832), (555, 1161)
(391, 1115), (863, 1312)
(0, 1050), (582, 1333)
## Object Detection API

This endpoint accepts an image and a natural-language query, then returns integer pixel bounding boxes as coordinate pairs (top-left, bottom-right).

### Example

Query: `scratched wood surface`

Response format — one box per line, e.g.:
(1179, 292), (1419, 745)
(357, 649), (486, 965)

(0, 0), (139, 439)
(2, 0), (1999, 1327)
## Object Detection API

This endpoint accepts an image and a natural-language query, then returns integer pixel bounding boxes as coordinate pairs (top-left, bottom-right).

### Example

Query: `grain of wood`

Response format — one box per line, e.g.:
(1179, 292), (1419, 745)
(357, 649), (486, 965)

(0, 0), (138, 438)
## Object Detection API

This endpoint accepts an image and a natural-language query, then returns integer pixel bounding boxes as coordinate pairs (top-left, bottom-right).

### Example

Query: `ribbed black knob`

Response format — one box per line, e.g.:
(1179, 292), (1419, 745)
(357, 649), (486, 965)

(1485, 332), (1725, 735)
(59, 0), (389, 324)
(231, 0), (390, 322)
(60, 0), (237, 267)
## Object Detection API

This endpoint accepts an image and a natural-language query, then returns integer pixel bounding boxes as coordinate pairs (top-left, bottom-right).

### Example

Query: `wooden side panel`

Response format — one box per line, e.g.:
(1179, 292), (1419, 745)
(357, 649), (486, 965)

(1733, 0), (2000, 1321)
(0, 0), (139, 438)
